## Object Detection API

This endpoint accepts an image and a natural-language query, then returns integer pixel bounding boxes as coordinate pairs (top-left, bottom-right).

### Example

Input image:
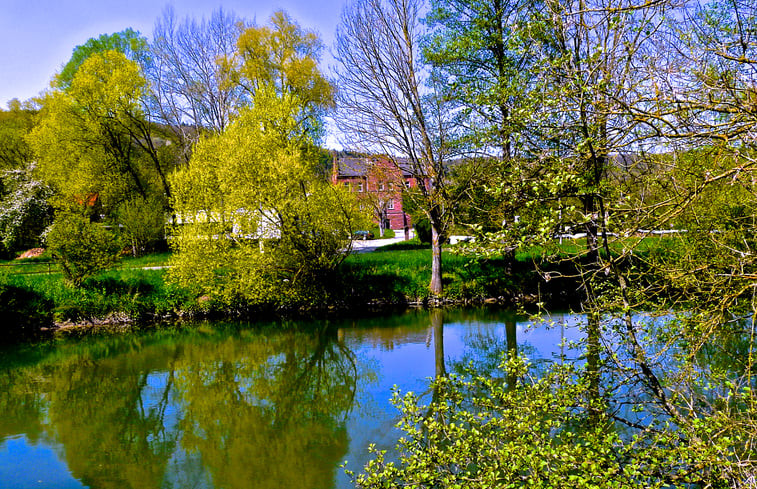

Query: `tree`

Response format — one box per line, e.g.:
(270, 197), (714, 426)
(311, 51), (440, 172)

(425, 0), (538, 160)
(353, 0), (757, 486)
(0, 103), (36, 170)
(115, 195), (166, 257)
(29, 50), (177, 217)
(168, 88), (367, 307)
(46, 214), (122, 287)
(0, 165), (53, 256)
(147, 7), (245, 160)
(336, 0), (471, 296)
(56, 28), (150, 90)
(233, 10), (335, 142)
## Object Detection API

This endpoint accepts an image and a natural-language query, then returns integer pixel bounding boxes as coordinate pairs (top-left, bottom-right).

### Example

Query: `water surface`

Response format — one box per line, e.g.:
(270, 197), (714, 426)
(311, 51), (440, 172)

(0, 308), (583, 489)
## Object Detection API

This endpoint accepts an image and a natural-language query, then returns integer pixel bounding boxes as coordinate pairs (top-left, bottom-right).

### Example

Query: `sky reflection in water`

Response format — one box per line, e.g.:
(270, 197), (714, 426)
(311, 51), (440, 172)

(0, 308), (585, 489)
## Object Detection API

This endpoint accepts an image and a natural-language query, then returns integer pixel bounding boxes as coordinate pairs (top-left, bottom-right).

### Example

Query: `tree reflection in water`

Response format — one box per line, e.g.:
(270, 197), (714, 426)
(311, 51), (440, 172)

(174, 323), (358, 489)
(0, 322), (360, 489)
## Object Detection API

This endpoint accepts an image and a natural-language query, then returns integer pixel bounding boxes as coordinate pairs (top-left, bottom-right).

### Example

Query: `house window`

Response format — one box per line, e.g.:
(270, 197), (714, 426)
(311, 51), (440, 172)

(387, 199), (395, 210)
(357, 182), (364, 192)
(378, 182), (385, 191)
(343, 182), (350, 190)
(388, 182), (394, 191)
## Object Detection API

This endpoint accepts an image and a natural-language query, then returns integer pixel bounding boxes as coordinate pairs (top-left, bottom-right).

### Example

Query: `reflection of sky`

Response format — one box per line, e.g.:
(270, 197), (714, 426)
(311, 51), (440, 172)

(336, 311), (585, 489)
(0, 436), (81, 489)
(1, 310), (586, 489)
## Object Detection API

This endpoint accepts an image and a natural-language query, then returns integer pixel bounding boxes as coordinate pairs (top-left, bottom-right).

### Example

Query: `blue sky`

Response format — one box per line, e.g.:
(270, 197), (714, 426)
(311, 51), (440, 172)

(0, 0), (346, 108)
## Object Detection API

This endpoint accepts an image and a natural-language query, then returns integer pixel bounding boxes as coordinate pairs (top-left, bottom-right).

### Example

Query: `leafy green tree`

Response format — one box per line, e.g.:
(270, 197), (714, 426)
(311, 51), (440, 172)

(116, 195), (166, 257)
(29, 50), (176, 217)
(0, 102), (36, 170)
(46, 214), (122, 287)
(169, 88), (367, 307)
(353, 1), (757, 486)
(425, 0), (537, 160)
(233, 10), (334, 141)
(56, 28), (149, 90)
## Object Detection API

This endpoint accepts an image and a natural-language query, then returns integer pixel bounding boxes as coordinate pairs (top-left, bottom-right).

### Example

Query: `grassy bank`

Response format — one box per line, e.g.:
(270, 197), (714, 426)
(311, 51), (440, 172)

(0, 241), (584, 342)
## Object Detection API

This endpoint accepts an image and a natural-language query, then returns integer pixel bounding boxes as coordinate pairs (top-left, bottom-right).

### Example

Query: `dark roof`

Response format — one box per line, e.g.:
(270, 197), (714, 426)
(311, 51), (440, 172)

(335, 156), (416, 178)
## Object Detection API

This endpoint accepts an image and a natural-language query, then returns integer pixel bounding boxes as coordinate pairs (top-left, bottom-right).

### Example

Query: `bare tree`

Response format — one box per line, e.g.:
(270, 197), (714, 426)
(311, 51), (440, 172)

(146, 7), (245, 161)
(335, 0), (461, 296)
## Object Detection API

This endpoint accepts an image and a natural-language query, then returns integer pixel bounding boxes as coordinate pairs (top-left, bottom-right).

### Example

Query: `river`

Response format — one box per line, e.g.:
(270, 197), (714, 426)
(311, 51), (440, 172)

(0, 308), (586, 489)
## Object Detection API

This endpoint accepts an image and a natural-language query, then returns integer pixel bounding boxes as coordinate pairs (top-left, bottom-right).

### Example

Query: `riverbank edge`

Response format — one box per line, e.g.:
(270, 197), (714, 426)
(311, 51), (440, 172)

(44, 286), (580, 340)
(2, 252), (587, 343)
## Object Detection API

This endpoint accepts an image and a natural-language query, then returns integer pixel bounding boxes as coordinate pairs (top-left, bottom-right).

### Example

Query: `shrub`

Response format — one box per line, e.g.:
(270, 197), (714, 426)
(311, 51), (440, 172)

(0, 166), (54, 256)
(116, 196), (166, 256)
(46, 214), (123, 287)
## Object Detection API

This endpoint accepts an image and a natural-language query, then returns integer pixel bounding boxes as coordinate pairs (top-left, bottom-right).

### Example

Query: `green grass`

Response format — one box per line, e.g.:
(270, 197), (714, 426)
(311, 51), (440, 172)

(0, 240), (590, 330)
(119, 252), (172, 269)
(5, 266), (195, 324)
(0, 251), (172, 277)
(338, 245), (518, 303)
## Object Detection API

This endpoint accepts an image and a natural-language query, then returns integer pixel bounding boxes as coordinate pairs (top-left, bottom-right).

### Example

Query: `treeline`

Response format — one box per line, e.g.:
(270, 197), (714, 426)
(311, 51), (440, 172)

(330, 0), (757, 487)
(0, 7), (362, 297)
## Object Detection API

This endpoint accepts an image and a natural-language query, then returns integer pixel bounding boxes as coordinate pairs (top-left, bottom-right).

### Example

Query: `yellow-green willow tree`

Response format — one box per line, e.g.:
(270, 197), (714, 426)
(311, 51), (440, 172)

(29, 50), (176, 215)
(168, 89), (368, 307)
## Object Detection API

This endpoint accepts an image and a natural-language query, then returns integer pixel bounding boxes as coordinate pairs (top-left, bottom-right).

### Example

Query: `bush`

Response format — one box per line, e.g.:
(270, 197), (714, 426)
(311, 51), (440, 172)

(46, 214), (123, 287)
(369, 226), (395, 239)
(0, 166), (54, 255)
(116, 196), (166, 256)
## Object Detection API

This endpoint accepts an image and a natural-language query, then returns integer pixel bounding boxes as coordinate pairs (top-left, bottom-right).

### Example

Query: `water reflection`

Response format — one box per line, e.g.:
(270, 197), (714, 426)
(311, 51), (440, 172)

(0, 308), (583, 489)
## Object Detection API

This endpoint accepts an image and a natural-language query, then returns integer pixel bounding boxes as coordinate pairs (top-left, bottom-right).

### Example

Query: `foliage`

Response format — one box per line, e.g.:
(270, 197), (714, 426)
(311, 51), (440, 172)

(116, 195), (166, 256)
(29, 50), (177, 218)
(0, 104), (35, 170)
(0, 165), (54, 256)
(414, 217), (432, 244)
(45, 214), (123, 287)
(56, 28), (149, 90)
(425, 0), (536, 159)
(351, 356), (748, 488)
(4, 266), (196, 324)
(233, 10), (334, 142)
(169, 88), (368, 308)
(368, 226), (394, 239)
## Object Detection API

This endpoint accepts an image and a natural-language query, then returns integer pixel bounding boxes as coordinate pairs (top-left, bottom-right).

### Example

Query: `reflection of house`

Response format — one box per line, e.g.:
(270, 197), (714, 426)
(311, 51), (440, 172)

(331, 156), (417, 231)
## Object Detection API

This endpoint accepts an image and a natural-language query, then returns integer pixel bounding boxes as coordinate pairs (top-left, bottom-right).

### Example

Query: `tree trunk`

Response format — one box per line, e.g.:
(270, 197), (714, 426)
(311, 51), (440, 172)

(430, 223), (444, 296)
(583, 194), (599, 264)
(586, 311), (601, 425)
(505, 315), (518, 391)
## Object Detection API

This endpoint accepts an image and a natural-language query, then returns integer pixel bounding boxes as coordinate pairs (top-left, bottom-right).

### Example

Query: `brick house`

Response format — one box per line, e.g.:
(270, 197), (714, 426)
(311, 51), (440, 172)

(331, 156), (418, 236)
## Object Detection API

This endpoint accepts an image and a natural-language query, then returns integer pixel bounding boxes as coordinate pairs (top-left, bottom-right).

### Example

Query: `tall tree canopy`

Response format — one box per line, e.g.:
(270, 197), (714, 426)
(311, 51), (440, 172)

(169, 88), (366, 307)
(29, 51), (177, 216)
(233, 10), (334, 141)
(56, 28), (149, 90)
